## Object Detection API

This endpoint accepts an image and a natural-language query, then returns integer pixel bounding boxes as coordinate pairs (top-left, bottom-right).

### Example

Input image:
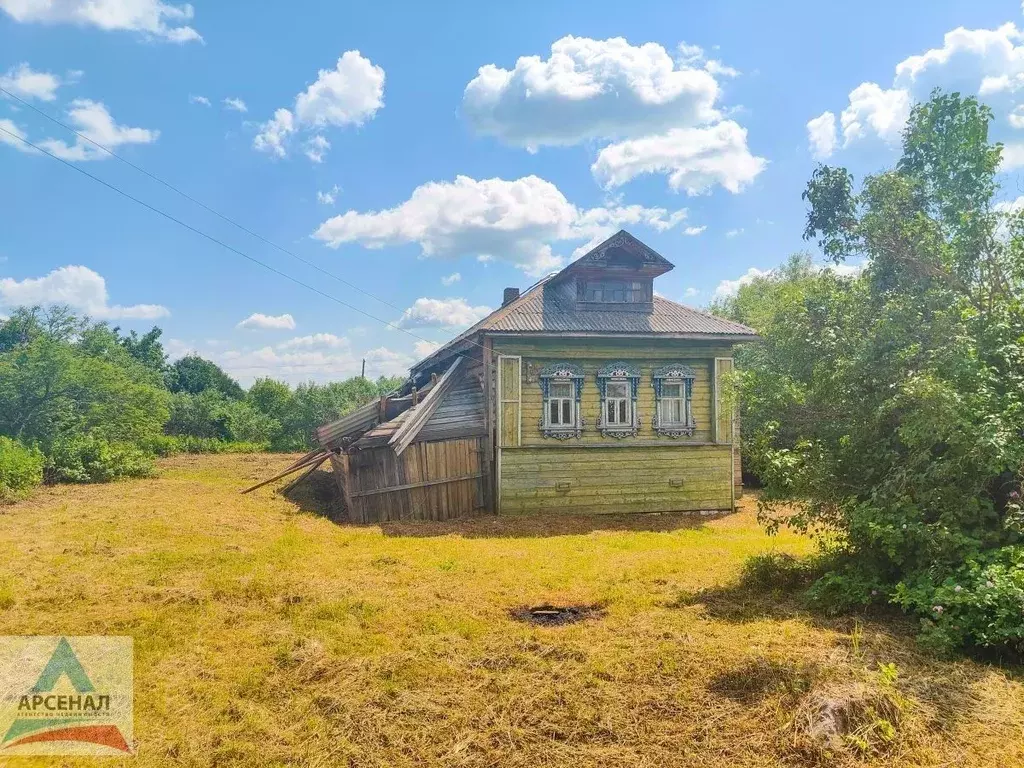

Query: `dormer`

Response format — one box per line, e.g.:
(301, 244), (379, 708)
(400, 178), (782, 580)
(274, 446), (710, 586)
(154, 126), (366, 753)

(556, 230), (674, 313)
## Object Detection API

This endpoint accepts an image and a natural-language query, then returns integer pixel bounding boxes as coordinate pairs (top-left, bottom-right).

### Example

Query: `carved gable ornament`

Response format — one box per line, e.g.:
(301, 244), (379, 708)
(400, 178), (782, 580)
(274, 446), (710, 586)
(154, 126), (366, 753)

(578, 231), (672, 272)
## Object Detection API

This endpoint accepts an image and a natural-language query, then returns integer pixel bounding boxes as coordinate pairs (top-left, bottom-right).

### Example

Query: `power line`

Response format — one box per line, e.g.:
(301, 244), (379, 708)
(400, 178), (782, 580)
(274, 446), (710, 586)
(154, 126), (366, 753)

(0, 123), (486, 367)
(0, 86), (408, 315)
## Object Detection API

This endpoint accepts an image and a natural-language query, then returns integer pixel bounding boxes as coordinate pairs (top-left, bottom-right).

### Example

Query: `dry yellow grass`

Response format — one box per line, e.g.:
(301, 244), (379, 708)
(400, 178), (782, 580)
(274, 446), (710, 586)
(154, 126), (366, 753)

(0, 452), (1022, 767)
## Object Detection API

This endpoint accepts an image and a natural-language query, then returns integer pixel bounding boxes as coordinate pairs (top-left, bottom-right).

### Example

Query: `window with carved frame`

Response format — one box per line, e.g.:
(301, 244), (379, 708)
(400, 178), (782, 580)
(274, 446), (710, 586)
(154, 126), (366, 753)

(652, 364), (696, 437)
(539, 363), (584, 439)
(597, 362), (640, 438)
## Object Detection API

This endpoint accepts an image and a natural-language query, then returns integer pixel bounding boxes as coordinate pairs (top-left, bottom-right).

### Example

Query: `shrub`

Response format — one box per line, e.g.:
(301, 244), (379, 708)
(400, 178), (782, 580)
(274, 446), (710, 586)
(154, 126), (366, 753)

(45, 434), (155, 484)
(740, 552), (817, 592)
(0, 437), (44, 502)
(893, 547), (1024, 654)
(714, 92), (1024, 655)
(149, 435), (269, 455)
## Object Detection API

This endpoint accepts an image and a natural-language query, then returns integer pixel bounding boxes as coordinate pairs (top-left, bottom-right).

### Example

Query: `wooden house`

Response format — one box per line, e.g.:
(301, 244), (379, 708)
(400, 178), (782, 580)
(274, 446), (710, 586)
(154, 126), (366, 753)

(314, 230), (756, 522)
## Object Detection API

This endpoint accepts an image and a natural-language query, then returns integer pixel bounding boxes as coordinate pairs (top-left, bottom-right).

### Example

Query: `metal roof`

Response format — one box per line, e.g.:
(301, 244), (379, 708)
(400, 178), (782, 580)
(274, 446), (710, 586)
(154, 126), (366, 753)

(410, 231), (757, 376)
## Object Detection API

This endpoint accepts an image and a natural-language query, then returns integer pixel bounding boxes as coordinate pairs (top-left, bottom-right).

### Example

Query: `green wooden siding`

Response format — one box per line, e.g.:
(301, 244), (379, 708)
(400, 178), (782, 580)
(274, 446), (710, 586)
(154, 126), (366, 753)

(492, 338), (734, 446)
(497, 355), (521, 448)
(490, 337), (741, 514)
(499, 445), (733, 514)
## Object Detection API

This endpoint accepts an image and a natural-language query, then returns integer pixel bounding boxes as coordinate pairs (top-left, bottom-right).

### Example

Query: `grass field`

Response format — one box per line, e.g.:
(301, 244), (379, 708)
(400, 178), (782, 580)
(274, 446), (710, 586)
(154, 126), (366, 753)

(0, 453), (1021, 767)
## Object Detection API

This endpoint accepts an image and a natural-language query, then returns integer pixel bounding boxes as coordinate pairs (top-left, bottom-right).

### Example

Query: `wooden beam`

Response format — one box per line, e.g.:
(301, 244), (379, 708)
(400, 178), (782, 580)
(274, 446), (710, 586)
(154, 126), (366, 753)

(240, 451), (328, 494)
(315, 398), (381, 448)
(329, 452), (358, 521)
(482, 335), (494, 512)
(350, 472), (482, 498)
(278, 454), (329, 495)
(388, 357), (463, 457)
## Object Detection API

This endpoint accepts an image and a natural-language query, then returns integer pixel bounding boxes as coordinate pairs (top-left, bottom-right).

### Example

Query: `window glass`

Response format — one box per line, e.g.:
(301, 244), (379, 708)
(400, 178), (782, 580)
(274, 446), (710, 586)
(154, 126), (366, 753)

(549, 400), (561, 425)
(666, 398), (683, 423)
(607, 382), (629, 399)
(561, 400), (571, 424)
(662, 383), (682, 397)
(549, 381), (573, 398)
(582, 280), (649, 303)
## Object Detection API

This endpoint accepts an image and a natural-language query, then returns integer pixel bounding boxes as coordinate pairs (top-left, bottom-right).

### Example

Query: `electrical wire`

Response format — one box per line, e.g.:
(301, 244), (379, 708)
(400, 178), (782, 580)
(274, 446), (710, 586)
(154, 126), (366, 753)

(0, 86), (409, 315)
(0, 123), (492, 369)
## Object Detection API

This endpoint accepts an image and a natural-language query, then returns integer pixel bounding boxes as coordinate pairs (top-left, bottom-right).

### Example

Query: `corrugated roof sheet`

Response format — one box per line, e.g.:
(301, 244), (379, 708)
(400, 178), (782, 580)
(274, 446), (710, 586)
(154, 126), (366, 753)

(485, 280), (756, 334)
(411, 276), (755, 375)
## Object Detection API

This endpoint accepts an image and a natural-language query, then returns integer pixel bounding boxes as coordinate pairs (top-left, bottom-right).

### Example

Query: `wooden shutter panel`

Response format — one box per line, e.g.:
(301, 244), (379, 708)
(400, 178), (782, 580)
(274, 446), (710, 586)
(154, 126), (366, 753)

(714, 357), (735, 444)
(497, 356), (522, 448)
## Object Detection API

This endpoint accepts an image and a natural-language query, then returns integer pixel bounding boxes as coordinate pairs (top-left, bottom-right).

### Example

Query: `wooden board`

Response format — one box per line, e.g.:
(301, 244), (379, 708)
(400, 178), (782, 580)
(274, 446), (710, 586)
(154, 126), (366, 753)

(345, 437), (485, 523)
(497, 356), (521, 448)
(490, 338), (737, 446)
(498, 444), (733, 515)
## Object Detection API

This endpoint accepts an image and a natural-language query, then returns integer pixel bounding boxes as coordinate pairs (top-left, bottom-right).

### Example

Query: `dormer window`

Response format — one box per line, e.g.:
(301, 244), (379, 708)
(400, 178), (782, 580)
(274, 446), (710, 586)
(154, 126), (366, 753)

(577, 278), (652, 306)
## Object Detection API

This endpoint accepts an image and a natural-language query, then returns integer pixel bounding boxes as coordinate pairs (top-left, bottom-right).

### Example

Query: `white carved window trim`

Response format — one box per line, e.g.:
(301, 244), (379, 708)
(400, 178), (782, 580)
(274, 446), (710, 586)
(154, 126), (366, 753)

(604, 380), (632, 426)
(545, 380), (576, 428)
(539, 363), (584, 439)
(597, 362), (640, 438)
(653, 364), (697, 438)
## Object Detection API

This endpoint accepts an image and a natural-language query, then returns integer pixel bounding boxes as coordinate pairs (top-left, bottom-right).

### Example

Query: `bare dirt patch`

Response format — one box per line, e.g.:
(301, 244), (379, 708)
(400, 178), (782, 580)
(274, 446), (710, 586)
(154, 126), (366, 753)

(510, 603), (606, 626)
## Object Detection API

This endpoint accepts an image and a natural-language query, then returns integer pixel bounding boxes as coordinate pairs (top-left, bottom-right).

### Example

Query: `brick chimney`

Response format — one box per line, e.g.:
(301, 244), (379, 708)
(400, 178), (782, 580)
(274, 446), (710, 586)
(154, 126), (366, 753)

(503, 287), (520, 306)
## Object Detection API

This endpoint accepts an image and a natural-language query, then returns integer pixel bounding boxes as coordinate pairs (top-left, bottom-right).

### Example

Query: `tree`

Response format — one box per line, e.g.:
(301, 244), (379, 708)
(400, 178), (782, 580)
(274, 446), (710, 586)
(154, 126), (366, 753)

(166, 355), (244, 399)
(117, 327), (168, 378)
(722, 91), (1024, 653)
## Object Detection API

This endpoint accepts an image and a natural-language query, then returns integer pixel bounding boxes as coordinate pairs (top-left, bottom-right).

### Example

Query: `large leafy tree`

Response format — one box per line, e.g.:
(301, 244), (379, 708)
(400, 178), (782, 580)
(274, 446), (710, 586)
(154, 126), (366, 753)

(720, 91), (1024, 653)
(166, 355), (244, 399)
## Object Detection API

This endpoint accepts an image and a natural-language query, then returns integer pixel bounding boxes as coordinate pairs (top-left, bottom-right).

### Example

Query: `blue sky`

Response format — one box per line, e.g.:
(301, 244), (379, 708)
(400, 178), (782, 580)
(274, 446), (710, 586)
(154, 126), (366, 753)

(2, 0), (1023, 384)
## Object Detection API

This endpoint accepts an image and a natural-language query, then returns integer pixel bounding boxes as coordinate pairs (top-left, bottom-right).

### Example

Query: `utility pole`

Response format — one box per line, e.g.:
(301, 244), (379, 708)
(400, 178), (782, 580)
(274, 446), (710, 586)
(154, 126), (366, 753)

(361, 358), (365, 379)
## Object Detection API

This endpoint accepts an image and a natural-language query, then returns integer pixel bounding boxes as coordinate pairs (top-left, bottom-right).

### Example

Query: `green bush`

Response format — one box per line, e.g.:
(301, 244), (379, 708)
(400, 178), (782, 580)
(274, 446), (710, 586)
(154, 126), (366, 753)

(149, 435), (269, 455)
(713, 92), (1024, 655)
(45, 434), (155, 484)
(893, 547), (1024, 654)
(0, 437), (44, 502)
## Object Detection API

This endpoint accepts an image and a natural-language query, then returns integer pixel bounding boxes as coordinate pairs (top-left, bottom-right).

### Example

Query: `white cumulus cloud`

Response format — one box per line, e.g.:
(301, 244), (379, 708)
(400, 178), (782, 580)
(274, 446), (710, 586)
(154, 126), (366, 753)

(591, 120), (766, 194)
(312, 174), (694, 276)
(813, 20), (1024, 157)
(188, 94), (210, 107)
(0, 0), (202, 42)
(0, 62), (64, 101)
(683, 225), (706, 236)
(840, 82), (910, 146)
(223, 97), (247, 112)
(397, 297), (492, 329)
(36, 99), (157, 161)
(806, 111), (837, 159)
(0, 118), (34, 153)
(0, 265), (169, 319)
(276, 333), (348, 349)
(462, 35), (760, 194)
(237, 313), (296, 331)
(713, 266), (771, 300)
(462, 35), (722, 150)
(441, 272), (461, 285)
(413, 340), (441, 358)
(254, 51), (384, 162)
